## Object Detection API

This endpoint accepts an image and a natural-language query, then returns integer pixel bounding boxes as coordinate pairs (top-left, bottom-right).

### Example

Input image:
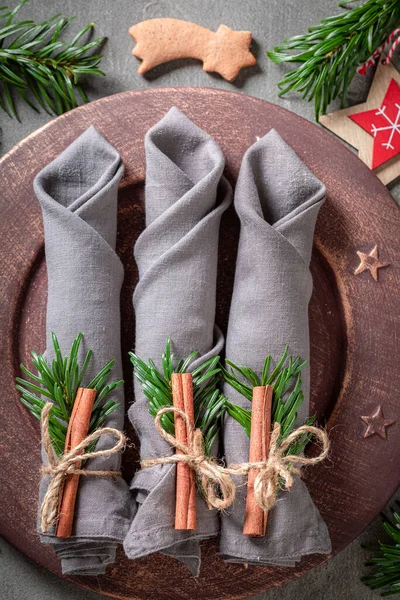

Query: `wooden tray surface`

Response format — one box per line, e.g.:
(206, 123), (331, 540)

(0, 88), (399, 600)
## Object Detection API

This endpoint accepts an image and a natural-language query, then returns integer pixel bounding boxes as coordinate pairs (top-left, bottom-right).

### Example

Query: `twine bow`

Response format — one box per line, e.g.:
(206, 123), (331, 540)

(228, 422), (330, 511)
(40, 401), (126, 534)
(142, 407), (329, 514)
(141, 406), (236, 510)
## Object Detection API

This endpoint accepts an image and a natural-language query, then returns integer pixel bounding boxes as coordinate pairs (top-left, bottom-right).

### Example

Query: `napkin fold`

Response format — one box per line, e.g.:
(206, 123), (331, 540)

(34, 126), (131, 575)
(123, 107), (231, 575)
(218, 129), (331, 566)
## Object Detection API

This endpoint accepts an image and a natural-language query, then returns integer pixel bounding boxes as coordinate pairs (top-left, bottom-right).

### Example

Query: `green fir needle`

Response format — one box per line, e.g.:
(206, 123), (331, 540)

(16, 332), (122, 457)
(130, 338), (225, 457)
(0, 0), (105, 120)
(267, 0), (400, 120)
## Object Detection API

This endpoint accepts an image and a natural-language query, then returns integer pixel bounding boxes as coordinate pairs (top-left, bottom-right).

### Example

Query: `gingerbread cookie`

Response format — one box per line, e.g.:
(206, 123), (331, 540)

(129, 18), (256, 82)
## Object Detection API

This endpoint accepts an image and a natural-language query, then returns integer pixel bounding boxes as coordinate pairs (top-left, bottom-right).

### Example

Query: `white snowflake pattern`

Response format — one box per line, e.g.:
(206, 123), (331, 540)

(371, 103), (400, 150)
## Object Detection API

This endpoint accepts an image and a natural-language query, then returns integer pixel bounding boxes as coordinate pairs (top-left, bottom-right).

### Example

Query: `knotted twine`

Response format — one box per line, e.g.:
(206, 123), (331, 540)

(141, 406), (329, 513)
(141, 406), (236, 510)
(229, 421), (330, 511)
(40, 401), (126, 534)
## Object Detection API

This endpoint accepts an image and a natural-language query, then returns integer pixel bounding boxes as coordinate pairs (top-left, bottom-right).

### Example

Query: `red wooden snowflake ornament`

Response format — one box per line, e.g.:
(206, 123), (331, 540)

(349, 78), (400, 169)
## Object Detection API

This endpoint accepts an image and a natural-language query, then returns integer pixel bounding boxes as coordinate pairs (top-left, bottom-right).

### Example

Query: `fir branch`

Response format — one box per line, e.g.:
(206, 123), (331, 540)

(223, 348), (315, 455)
(16, 332), (122, 457)
(129, 338), (224, 456)
(362, 503), (400, 596)
(0, 0), (105, 120)
(267, 0), (400, 120)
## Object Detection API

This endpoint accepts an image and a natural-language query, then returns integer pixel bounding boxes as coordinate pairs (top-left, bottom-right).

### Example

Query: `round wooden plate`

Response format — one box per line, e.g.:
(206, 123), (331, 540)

(1, 88), (399, 600)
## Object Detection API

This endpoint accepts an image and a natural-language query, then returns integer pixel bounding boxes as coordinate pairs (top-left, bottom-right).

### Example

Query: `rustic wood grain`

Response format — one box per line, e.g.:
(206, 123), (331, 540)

(319, 54), (400, 185)
(0, 87), (399, 600)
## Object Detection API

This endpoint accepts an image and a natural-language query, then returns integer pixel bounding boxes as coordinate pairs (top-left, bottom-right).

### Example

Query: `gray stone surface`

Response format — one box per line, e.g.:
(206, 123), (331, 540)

(1, 0), (399, 598)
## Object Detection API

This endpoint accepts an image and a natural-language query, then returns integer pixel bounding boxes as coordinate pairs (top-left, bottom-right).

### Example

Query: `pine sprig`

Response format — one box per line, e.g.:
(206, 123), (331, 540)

(0, 0), (105, 120)
(267, 0), (400, 120)
(129, 338), (225, 456)
(362, 504), (400, 596)
(16, 332), (122, 457)
(223, 347), (315, 455)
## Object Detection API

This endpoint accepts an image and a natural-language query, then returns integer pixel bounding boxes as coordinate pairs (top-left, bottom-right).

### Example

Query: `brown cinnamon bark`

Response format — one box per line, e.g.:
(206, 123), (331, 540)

(171, 372), (196, 530)
(56, 387), (97, 538)
(243, 385), (273, 537)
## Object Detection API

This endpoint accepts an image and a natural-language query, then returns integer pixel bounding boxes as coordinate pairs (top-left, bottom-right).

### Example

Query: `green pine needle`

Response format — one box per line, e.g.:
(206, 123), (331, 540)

(267, 0), (400, 120)
(16, 332), (122, 457)
(0, 0), (105, 120)
(362, 503), (400, 596)
(129, 338), (225, 456)
(223, 347), (316, 456)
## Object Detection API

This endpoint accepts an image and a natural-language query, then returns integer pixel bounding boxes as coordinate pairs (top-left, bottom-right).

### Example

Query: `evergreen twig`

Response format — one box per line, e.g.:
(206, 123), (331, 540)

(0, 0), (105, 120)
(362, 503), (400, 596)
(129, 338), (225, 456)
(16, 332), (122, 457)
(222, 347), (316, 456)
(267, 0), (400, 120)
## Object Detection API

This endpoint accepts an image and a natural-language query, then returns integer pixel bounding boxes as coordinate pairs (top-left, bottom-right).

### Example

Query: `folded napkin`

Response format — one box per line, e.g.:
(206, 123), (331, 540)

(34, 126), (131, 575)
(219, 129), (331, 566)
(123, 107), (231, 575)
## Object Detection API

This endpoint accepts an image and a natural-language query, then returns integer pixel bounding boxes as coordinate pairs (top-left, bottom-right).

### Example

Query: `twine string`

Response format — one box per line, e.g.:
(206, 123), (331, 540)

(40, 401), (126, 534)
(384, 29), (400, 65)
(358, 28), (400, 74)
(141, 407), (330, 513)
(226, 422), (330, 511)
(141, 406), (236, 510)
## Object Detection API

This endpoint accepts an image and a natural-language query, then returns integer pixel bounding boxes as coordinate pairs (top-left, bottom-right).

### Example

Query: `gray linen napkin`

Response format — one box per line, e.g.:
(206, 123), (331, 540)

(123, 107), (231, 575)
(218, 129), (331, 566)
(34, 126), (131, 575)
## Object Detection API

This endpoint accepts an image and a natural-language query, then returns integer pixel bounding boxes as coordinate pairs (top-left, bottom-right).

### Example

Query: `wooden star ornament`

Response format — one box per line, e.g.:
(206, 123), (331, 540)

(354, 245), (390, 281)
(361, 406), (395, 439)
(319, 55), (400, 185)
(349, 78), (400, 169)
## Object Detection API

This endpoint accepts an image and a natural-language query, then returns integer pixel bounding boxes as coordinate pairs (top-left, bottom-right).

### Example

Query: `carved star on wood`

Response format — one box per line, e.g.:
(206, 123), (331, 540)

(354, 245), (390, 281)
(361, 406), (395, 439)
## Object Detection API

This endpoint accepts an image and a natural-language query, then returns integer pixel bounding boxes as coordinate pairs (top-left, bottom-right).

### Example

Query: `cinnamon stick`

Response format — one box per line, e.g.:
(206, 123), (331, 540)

(243, 385), (273, 537)
(171, 372), (196, 530)
(56, 387), (97, 538)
